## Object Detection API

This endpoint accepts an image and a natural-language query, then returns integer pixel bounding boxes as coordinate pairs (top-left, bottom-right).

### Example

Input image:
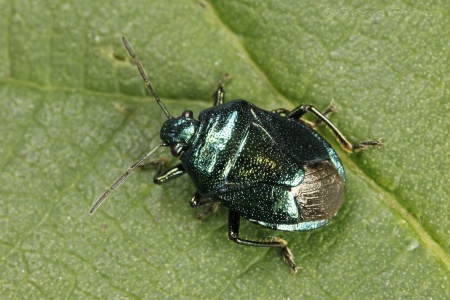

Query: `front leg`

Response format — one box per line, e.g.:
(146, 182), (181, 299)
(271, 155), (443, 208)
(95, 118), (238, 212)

(212, 73), (231, 106)
(139, 159), (186, 185)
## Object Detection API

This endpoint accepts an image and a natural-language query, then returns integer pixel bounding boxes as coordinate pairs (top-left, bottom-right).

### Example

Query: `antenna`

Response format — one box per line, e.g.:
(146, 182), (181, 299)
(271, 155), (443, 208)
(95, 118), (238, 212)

(122, 36), (172, 119)
(90, 143), (165, 214)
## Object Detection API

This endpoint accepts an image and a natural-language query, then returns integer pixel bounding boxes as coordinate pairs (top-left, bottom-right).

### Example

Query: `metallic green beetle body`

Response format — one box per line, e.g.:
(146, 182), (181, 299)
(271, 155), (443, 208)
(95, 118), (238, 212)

(174, 100), (345, 231)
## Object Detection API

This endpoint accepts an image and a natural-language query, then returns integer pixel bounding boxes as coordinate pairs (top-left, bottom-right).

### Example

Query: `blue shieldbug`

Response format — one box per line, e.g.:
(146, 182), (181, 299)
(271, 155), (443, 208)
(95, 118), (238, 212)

(90, 37), (381, 273)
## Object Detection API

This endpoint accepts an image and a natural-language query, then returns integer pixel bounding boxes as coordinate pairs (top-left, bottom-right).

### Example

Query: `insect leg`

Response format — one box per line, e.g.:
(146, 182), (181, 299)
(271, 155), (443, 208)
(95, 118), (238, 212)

(313, 103), (336, 126)
(272, 105), (335, 127)
(228, 210), (299, 274)
(213, 74), (230, 106)
(154, 163), (186, 184)
(271, 108), (290, 116)
(139, 160), (186, 185)
(188, 193), (219, 220)
(196, 203), (219, 221)
(213, 86), (225, 106)
(288, 105), (381, 152)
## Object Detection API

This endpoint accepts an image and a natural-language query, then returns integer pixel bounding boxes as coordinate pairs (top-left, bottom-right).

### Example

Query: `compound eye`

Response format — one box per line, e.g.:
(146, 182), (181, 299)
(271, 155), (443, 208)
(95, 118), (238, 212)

(182, 110), (193, 119)
(170, 143), (183, 157)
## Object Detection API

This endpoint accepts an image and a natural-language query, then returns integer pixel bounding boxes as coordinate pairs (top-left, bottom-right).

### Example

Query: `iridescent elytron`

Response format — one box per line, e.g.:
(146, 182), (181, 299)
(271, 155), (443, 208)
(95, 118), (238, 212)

(90, 37), (381, 273)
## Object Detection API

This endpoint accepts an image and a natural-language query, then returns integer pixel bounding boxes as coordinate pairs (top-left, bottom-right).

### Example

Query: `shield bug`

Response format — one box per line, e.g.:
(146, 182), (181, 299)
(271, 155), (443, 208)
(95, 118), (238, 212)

(90, 37), (381, 273)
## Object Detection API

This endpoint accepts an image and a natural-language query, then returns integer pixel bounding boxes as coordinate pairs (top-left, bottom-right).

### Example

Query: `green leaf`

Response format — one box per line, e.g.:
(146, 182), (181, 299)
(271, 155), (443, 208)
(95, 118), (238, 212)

(1, 0), (448, 299)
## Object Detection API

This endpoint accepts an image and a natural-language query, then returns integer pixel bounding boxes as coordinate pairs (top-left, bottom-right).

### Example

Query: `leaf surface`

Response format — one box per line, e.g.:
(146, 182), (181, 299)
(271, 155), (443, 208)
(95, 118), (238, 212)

(1, 1), (448, 299)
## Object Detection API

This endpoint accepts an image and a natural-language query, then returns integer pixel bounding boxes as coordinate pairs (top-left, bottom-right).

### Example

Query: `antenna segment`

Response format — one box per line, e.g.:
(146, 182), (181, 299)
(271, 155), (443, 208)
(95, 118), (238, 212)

(122, 36), (172, 119)
(90, 143), (165, 214)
